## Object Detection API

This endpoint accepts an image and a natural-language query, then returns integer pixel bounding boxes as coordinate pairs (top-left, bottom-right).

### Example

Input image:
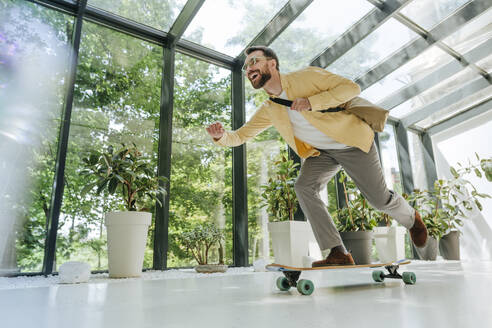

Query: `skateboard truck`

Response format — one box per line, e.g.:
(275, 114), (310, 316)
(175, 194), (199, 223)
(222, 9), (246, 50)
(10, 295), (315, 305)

(372, 263), (416, 285)
(283, 271), (301, 287)
(383, 263), (403, 280)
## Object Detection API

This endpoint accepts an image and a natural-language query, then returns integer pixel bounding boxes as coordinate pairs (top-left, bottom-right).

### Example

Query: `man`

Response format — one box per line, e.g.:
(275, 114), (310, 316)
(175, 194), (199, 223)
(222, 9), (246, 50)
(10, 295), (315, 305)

(206, 46), (428, 267)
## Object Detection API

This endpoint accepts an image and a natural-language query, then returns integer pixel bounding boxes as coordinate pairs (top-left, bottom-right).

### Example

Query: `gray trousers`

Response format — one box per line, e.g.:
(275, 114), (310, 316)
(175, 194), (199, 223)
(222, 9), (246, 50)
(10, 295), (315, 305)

(294, 142), (416, 251)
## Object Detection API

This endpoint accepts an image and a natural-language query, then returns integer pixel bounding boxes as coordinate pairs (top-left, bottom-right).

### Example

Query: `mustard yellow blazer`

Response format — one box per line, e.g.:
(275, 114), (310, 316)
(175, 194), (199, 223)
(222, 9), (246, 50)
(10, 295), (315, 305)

(214, 66), (374, 158)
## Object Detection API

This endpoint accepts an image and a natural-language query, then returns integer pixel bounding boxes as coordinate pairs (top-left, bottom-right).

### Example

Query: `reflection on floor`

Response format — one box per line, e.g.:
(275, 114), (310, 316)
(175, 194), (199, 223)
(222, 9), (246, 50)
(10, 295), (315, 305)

(0, 261), (491, 328)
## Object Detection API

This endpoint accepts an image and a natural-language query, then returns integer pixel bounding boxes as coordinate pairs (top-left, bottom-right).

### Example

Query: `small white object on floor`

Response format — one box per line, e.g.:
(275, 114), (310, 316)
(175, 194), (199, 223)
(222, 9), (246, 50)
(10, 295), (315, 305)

(58, 261), (91, 284)
(303, 256), (316, 268)
(253, 259), (269, 272)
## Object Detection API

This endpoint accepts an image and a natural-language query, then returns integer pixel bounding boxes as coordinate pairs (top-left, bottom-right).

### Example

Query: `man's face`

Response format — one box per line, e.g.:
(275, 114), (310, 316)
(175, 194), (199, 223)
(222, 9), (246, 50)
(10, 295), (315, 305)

(244, 50), (272, 89)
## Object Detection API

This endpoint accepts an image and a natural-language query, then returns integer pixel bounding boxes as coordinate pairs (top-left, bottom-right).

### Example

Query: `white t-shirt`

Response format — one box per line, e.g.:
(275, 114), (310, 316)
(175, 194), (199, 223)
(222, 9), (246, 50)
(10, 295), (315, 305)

(280, 91), (350, 150)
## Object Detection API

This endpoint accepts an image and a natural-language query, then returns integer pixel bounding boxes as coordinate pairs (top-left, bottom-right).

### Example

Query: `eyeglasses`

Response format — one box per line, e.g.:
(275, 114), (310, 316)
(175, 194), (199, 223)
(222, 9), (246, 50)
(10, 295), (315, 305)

(242, 56), (270, 71)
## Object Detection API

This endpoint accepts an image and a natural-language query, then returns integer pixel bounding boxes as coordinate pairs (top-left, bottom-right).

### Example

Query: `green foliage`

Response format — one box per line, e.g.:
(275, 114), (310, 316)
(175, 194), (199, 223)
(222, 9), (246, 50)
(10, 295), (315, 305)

(178, 222), (225, 265)
(438, 154), (491, 230)
(333, 171), (377, 232)
(404, 155), (491, 240)
(404, 190), (447, 240)
(260, 153), (299, 221)
(81, 143), (167, 211)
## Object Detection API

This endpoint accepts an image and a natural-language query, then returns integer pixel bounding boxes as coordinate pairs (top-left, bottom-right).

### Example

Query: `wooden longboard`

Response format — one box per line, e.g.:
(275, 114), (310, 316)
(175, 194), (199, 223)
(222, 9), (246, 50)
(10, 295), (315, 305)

(266, 259), (411, 272)
(267, 259), (415, 295)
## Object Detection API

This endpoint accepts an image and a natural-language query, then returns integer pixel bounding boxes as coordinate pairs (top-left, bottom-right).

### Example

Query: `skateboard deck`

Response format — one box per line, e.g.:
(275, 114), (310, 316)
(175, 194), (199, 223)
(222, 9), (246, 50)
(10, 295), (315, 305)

(266, 259), (415, 295)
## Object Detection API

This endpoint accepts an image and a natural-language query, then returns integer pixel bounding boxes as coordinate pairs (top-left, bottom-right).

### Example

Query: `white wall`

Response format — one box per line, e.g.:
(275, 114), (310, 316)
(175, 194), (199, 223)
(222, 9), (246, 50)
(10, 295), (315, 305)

(432, 110), (492, 261)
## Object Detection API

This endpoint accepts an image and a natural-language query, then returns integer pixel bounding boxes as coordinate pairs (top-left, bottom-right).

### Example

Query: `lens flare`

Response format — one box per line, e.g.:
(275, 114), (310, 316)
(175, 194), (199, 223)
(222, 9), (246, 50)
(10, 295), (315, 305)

(0, 4), (71, 274)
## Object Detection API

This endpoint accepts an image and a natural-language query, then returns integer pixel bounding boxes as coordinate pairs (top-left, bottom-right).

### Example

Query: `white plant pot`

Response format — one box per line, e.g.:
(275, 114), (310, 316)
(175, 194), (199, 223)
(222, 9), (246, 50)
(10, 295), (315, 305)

(268, 221), (315, 267)
(105, 211), (151, 278)
(373, 226), (407, 262)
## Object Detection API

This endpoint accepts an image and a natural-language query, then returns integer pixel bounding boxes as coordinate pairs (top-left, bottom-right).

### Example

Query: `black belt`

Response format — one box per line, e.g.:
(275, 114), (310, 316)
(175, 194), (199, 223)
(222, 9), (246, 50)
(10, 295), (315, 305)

(269, 97), (344, 113)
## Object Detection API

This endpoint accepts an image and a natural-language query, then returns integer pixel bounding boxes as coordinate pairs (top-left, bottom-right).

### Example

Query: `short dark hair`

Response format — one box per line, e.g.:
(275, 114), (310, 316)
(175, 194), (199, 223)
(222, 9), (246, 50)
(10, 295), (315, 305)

(245, 46), (279, 71)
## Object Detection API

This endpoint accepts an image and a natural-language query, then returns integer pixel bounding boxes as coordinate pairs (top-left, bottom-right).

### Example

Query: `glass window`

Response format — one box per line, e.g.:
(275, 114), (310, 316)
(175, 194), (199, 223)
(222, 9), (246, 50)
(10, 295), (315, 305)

(390, 67), (479, 118)
(183, 0), (289, 56)
(399, 0), (471, 30)
(417, 84), (492, 129)
(245, 82), (284, 263)
(169, 53), (232, 267)
(327, 18), (419, 80)
(378, 125), (403, 195)
(59, 22), (163, 271)
(270, 0), (374, 73)
(0, 1), (72, 273)
(407, 131), (428, 190)
(89, 0), (187, 32)
(441, 8), (492, 53)
(360, 46), (454, 105)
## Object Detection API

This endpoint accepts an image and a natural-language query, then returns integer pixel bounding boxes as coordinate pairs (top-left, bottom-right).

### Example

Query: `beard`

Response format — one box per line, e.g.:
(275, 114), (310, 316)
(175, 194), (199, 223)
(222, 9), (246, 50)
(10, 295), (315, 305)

(249, 68), (272, 89)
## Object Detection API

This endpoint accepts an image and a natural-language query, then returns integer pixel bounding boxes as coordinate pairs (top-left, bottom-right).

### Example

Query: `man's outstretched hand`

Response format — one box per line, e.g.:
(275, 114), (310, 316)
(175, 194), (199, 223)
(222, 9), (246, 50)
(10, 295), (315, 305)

(206, 122), (225, 141)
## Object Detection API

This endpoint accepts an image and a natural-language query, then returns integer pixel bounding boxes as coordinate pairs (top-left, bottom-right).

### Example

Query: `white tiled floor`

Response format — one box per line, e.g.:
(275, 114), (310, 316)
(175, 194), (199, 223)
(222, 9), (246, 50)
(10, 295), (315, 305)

(1, 261), (491, 328)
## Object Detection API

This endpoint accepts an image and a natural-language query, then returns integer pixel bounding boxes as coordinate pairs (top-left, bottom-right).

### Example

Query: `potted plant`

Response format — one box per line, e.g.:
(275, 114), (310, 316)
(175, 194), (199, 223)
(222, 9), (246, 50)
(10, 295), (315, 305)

(405, 190), (447, 260)
(372, 211), (407, 263)
(179, 222), (227, 273)
(333, 171), (377, 264)
(81, 144), (167, 278)
(435, 154), (491, 260)
(261, 153), (314, 267)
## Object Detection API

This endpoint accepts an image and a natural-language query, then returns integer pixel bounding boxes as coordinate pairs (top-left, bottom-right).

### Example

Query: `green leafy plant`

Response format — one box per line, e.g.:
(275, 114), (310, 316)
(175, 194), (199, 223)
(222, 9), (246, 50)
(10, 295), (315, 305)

(447, 154), (491, 211)
(260, 153), (299, 222)
(433, 154), (491, 232)
(333, 171), (377, 232)
(81, 143), (168, 211)
(372, 211), (393, 227)
(404, 190), (447, 240)
(179, 222), (225, 265)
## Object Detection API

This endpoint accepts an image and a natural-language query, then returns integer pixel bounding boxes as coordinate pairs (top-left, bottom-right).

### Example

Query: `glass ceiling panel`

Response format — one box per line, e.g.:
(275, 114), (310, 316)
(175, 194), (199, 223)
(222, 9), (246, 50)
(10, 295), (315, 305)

(441, 8), (492, 54)
(89, 0), (187, 32)
(417, 84), (492, 128)
(390, 66), (479, 118)
(327, 18), (419, 80)
(270, 0), (374, 73)
(399, 0), (471, 30)
(360, 46), (454, 104)
(182, 0), (289, 56)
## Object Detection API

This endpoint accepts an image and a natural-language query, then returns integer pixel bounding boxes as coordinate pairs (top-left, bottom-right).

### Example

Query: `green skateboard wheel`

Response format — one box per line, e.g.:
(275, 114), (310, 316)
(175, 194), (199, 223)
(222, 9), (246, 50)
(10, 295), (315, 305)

(372, 270), (385, 282)
(402, 272), (416, 285)
(297, 279), (314, 295)
(276, 276), (291, 291)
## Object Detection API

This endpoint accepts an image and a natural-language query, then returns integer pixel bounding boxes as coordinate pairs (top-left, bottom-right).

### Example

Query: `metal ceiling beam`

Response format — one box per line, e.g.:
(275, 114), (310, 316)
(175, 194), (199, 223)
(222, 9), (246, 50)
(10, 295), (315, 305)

(32, 0), (77, 15)
(356, 0), (491, 90)
(401, 77), (490, 128)
(310, 0), (411, 68)
(389, 4), (491, 81)
(84, 5), (236, 68)
(32, 0), (236, 68)
(167, 0), (204, 45)
(386, 115), (423, 134)
(83, 4), (168, 44)
(426, 97), (492, 136)
(378, 38), (492, 110)
(236, 0), (313, 62)
(176, 39), (235, 69)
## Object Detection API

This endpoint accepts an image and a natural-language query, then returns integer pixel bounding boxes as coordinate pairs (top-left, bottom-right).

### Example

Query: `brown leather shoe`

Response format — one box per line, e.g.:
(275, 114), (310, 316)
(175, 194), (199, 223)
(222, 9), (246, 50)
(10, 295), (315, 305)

(312, 249), (355, 268)
(409, 211), (428, 248)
